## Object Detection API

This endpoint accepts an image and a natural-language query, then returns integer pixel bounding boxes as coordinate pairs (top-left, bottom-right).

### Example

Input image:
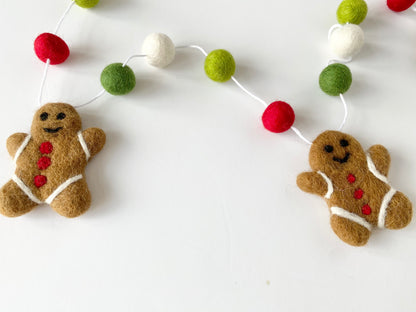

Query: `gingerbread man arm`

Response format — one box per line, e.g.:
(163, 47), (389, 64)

(368, 145), (390, 177)
(6, 133), (29, 158)
(297, 171), (329, 197)
(82, 128), (106, 159)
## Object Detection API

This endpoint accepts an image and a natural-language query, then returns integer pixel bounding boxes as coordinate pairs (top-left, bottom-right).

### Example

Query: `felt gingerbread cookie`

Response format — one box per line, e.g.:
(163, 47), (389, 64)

(0, 103), (105, 218)
(297, 130), (412, 246)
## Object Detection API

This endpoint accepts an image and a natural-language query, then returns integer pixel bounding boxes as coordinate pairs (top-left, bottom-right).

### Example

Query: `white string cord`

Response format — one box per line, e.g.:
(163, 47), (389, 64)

(327, 57), (352, 65)
(291, 127), (313, 145)
(338, 93), (348, 131)
(38, 59), (51, 106)
(328, 24), (342, 41)
(54, 0), (76, 35)
(73, 54), (147, 108)
(290, 94), (349, 145)
(123, 54), (146, 67)
(176, 45), (209, 56)
(38, 0), (75, 106)
(74, 90), (106, 108)
(177, 44), (320, 144)
(176, 45), (268, 107)
(230, 77), (268, 107)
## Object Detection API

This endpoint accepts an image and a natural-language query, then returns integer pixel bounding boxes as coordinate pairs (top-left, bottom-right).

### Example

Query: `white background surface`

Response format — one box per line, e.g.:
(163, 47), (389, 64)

(0, 0), (415, 311)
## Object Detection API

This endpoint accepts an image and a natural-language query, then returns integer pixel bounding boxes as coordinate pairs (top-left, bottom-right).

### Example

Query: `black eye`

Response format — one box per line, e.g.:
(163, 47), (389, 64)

(40, 112), (49, 121)
(57, 112), (66, 120)
(324, 145), (334, 153)
(340, 139), (349, 147)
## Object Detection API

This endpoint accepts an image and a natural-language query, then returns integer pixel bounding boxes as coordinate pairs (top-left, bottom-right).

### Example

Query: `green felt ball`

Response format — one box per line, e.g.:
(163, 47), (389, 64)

(204, 49), (236, 82)
(337, 0), (368, 25)
(101, 63), (136, 96)
(75, 0), (100, 8)
(319, 63), (352, 96)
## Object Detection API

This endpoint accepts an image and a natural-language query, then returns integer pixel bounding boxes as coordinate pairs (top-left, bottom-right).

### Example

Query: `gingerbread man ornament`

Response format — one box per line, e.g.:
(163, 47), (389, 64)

(0, 103), (105, 218)
(297, 130), (412, 246)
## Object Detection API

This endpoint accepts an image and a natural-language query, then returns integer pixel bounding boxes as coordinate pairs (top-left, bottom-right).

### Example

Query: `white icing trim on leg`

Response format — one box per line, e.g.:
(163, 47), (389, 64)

(13, 135), (31, 165)
(77, 131), (90, 161)
(367, 154), (389, 184)
(378, 188), (397, 229)
(318, 171), (333, 199)
(331, 206), (372, 231)
(12, 174), (43, 205)
(45, 174), (83, 205)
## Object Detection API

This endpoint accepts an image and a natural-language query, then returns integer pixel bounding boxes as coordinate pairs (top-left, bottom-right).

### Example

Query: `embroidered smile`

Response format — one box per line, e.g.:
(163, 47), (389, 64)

(333, 152), (350, 164)
(43, 127), (63, 133)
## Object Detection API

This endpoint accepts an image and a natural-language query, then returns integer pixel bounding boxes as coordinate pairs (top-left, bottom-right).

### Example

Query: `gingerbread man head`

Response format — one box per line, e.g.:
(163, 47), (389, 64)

(309, 130), (367, 177)
(31, 103), (82, 141)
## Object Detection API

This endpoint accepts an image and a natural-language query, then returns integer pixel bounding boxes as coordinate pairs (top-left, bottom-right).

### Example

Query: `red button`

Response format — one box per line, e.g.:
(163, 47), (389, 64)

(354, 189), (364, 199)
(39, 142), (53, 154)
(347, 174), (356, 184)
(37, 156), (51, 170)
(34, 175), (47, 188)
(362, 204), (372, 215)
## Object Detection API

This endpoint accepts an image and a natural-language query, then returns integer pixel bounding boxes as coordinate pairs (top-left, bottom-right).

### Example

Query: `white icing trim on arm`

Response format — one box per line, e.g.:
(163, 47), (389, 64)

(331, 207), (372, 231)
(77, 131), (90, 161)
(367, 153), (389, 184)
(318, 171), (333, 199)
(378, 188), (397, 228)
(13, 135), (31, 165)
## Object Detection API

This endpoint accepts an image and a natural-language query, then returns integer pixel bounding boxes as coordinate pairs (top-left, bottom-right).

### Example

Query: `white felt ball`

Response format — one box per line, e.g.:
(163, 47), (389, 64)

(329, 24), (365, 60)
(142, 33), (176, 68)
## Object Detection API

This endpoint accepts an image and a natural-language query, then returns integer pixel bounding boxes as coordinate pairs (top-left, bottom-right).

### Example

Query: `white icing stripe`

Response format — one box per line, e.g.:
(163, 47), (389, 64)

(378, 188), (397, 228)
(13, 135), (31, 165)
(12, 174), (43, 205)
(45, 174), (83, 205)
(318, 171), (333, 199)
(77, 131), (90, 161)
(331, 206), (372, 231)
(367, 154), (389, 184)
(13, 174), (83, 206)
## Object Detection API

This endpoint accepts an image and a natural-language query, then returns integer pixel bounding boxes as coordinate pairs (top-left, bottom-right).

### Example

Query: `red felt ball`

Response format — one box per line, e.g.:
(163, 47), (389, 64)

(262, 101), (295, 133)
(34, 33), (70, 65)
(387, 0), (416, 12)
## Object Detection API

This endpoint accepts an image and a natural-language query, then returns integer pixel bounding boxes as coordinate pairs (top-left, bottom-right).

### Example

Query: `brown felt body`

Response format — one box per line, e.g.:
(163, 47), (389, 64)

(297, 131), (412, 246)
(0, 103), (105, 218)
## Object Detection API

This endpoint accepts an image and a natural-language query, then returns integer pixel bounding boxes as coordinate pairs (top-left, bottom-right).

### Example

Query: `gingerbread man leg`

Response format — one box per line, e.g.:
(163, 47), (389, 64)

(0, 180), (39, 217)
(383, 191), (412, 229)
(330, 215), (371, 246)
(50, 178), (91, 218)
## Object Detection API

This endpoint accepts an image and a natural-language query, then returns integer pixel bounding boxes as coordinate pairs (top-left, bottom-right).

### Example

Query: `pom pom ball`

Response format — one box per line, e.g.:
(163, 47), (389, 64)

(204, 49), (236, 82)
(101, 63), (136, 95)
(319, 63), (352, 96)
(34, 33), (70, 65)
(337, 0), (368, 25)
(387, 0), (416, 12)
(262, 101), (295, 133)
(75, 0), (100, 8)
(329, 24), (364, 60)
(142, 33), (176, 68)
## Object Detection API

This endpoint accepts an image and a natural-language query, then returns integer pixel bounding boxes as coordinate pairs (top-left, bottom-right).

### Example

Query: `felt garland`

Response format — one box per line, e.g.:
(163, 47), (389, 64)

(0, 0), (413, 247)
